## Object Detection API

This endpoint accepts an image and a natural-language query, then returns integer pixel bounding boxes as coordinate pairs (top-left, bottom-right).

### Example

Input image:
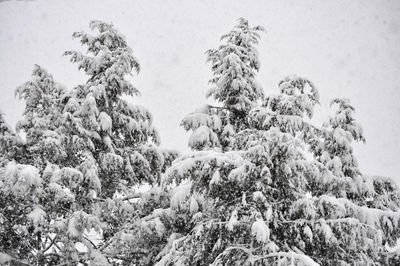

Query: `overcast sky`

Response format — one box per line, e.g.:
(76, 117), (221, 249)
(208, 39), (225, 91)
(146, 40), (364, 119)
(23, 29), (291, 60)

(0, 0), (399, 181)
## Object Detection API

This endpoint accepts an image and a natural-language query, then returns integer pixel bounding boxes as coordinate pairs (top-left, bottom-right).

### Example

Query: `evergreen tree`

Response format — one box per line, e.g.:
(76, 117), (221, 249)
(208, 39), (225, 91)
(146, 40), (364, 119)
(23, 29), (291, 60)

(63, 20), (164, 198)
(1, 17), (399, 266)
(153, 20), (400, 266)
(0, 69), (106, 266)
(181, 18), (264, 151)
(159, 91), (400, 266)
(158, 79), (324, 265)
(100, 18), (265, 265)
(0, 21), (174, 266)
(62, 22), (179, 262)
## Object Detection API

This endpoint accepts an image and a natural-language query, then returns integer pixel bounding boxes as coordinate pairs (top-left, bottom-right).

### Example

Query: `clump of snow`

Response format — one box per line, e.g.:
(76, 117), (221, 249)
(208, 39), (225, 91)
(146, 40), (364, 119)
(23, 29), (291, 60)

(0, 253), (12, 264)
(222, 123), (235, 136)
(209, 169), (221, 187)
(27, 206), (46, 233)
(101, 153), (124, 170)
(153, 217), (166, 237)
(317, 221), (335, 243)
(181, 111), (221, 132)
(98, 112), (112, 133)
(188, 125), (219, 150)
(170, 181), (192, 210)
(79, 159), (101, 194)
(189, 197), (199, 213)
(155, 233), (184, 262)
(226, 209), (239, 231)
(3, 162), (42, 197)
(195, 224), (204, 239)
(265, 207), (273, 221)
(48, 183), (75, 203)
(253, 191), (265, 202)
(51, 167), (84, 189)
(228, 164), (247, 181)
(68, 215), (80, 239)
(251, 218), (270, 243)
(303, 226), (313, 242)
(304, 191), (312, 199)
(163, 149), (243, 186)
(67, 211), (101, 239)
(90, 250), (111, 266)
(120, 201), (135, 214)
(290, 198), (317, 220)
(265, 242), (280, 253)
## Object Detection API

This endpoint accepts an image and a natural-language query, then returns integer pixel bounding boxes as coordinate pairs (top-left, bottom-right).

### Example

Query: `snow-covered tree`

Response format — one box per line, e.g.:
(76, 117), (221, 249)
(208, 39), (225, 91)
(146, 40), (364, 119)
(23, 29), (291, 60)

(1, 17), (400, 266)
(0, 20), (175, 266)
(181, 18), (264, 151)
(98, 19), (265, 265)
(0, 56), (106, 266)
(158, 91), (400, 266)
(61, 22), (180, 263)
(149, 20), (400, 266)
(63, 20), (165, 198)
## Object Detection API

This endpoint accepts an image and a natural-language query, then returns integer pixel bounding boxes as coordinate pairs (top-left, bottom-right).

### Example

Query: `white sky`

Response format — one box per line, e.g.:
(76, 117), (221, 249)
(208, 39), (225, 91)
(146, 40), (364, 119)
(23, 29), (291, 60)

(0, 0), (399, 181)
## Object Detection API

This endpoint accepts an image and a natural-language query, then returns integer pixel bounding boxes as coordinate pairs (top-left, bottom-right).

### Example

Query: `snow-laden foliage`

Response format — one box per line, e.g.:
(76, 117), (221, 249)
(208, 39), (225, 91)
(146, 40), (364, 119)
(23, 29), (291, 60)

(0, 112), (22, 166)
(0, 160), (105, 265)
(154, 127), (326, 265)
(14, 65), (67, 170)
(1, 162), (42, 198)
(315, 98), (366, 178)
(63, 20), (166, 197)
(156, 101), (400, 265)
(123, 19), (399, 266)
(1, 18), (399, 266)
(0, 21), (178, 266)
(206, 18), (264, 116)
(249, 74), (320, 145)
(181, 18), (264, 151)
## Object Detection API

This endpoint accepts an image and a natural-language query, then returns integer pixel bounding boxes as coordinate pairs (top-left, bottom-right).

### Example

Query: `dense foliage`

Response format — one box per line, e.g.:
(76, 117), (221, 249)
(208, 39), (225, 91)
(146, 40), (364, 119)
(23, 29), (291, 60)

(0, 21), (175, 266)
(1, 18), (399, 266)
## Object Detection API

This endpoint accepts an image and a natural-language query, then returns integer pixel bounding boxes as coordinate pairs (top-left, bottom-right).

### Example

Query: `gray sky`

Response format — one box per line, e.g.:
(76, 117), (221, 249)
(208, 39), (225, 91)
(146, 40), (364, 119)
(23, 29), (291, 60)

(0, 0), (399, 181)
